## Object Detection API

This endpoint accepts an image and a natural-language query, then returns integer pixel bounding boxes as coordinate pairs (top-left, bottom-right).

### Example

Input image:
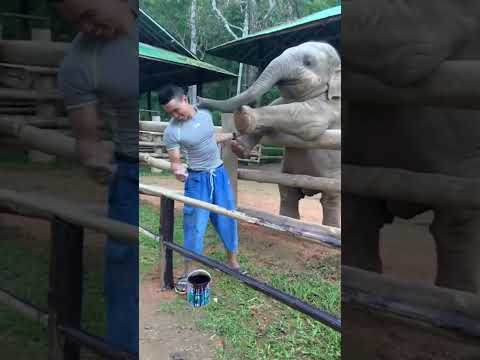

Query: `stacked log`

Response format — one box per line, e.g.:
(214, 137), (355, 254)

(0, 38), (69, 163)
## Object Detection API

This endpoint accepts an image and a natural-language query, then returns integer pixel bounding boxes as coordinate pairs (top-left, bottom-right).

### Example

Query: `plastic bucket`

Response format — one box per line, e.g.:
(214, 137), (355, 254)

(186, 269), (211, 308)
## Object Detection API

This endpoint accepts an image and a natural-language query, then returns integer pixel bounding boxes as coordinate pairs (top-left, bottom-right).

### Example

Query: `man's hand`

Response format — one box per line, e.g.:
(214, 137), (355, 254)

(78, 140), (116, 185)
(171, 161), (187, 182)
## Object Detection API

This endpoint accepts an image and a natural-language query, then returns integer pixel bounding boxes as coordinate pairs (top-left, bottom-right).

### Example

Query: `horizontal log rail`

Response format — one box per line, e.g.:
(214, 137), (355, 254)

(0, 288), (49, 327)
(0, 117), (113, 160)
(239, 206), (341, 247)
(0, 40), (70, 67)
(139, 120), (341, 150)
(139, 183), (340, 241)
(343, 265), (480, 338)
(1, 209), (138, 359)
(0, 62), (58, 75)
(0, 87), (61, 100)
(157, 197), (341, 331)
(139, 154), (339, 192)
(238, 168), (340, 192)
(0, 189), (137, 244)
(343, 165), (480, 209)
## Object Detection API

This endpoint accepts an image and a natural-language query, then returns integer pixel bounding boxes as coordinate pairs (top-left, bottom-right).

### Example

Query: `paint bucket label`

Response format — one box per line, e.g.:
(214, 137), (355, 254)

(186, 269), (211, 308)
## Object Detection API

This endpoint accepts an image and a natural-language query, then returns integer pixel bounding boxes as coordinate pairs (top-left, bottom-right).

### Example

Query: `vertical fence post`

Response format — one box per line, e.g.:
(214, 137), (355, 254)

(48, 217), (84, 360)
(160, 196), (175, 289)
(221, 113), (238, 204)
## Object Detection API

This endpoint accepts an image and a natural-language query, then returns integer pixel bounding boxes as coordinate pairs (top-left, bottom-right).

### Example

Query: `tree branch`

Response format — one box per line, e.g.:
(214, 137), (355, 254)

(211, 0), (240, 39)
(263, 0), (277, 20)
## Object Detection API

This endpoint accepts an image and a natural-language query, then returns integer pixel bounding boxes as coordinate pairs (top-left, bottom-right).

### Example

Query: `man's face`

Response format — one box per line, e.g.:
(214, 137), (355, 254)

(163, 96), (193, 121)
(55, 0), (129, 39)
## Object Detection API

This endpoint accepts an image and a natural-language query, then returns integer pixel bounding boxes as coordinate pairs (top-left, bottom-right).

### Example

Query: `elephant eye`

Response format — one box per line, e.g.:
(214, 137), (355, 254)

(303, 55), (314, 67)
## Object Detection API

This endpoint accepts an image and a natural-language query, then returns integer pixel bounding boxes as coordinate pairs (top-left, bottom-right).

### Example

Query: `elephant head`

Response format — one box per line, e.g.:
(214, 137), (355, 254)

(197, 41), (341, 113)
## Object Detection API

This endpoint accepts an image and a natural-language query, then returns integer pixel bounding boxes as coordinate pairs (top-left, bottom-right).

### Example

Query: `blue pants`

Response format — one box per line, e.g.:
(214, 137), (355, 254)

(183, 164), (238, 255)
(105, 160), (139, 354)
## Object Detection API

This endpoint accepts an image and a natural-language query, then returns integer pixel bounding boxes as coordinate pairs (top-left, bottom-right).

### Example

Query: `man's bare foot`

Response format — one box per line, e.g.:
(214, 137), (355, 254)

(234, 105), (256, 134)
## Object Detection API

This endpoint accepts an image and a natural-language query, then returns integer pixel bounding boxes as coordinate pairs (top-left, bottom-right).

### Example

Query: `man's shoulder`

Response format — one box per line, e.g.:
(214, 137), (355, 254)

(60, 34), (95, 74)
(164, 119), (178, 132)
(197, 109), (212, 118)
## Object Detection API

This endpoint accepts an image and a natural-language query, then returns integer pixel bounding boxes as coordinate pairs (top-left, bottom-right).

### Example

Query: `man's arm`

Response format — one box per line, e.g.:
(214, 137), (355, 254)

(167, 148), (187, 182)
(68, 104), (115, 184)
(215, 132), (234, 143)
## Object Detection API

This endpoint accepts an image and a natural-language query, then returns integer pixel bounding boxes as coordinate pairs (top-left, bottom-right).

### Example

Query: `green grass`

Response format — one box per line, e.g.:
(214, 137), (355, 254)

(0, 225), (106, 359)
(139, 202), (341, 360)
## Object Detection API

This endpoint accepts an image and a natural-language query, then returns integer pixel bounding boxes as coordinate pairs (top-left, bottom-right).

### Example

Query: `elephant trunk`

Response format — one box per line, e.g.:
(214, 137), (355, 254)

(198, 57), (285, 112)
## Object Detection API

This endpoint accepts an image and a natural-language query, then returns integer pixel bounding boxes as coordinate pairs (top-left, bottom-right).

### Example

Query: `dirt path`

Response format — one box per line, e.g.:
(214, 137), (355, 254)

(140, 274), (219, 360)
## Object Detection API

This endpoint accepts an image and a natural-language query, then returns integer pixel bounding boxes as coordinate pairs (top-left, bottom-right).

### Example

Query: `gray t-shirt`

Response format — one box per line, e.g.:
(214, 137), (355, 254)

(58, 18), (139, 158)
(163, 109), (223, 171)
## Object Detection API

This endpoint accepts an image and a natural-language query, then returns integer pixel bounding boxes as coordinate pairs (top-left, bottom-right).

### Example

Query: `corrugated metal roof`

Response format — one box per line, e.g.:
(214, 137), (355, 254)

(139, 42), (237, 91)
(206, 5), (341, 67)
(139, 8), (198, 59)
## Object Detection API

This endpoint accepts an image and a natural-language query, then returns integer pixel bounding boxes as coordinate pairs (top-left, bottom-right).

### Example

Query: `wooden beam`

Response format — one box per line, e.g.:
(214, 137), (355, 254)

(0, 87), (61, 100)
(344, 61), (480, 109)
(139, 120), (340, 150)
(343, 165), (480, 209)
(0, 40), (69, 67)
(160, 197), (175, 289)
(239, 206), (340, 246)
(342, 265), (480, 337)
(0, 288), (48, 327)
(139, 153), (172, 170)
(221, 113), (238, 203)
(238, 168), (340, 192)
(0, 62), (58, 75)
(0, 189), (138, 244)
(49, 218), (83, 360)
(139, 183), (341, 240)
(0, 117), (113, 160)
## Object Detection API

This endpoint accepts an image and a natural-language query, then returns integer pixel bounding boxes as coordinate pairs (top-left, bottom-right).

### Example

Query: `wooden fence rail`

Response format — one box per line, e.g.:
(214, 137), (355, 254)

(0, 216), (138, 359)
(151, 196), (341, 331)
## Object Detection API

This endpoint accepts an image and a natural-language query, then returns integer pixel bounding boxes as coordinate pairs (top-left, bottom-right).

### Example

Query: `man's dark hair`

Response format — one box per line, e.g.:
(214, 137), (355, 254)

(158, 84), (185, 105)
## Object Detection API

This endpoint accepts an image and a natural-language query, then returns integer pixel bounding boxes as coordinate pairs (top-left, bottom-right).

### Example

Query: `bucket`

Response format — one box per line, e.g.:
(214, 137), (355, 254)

(186, 269), (211, 308)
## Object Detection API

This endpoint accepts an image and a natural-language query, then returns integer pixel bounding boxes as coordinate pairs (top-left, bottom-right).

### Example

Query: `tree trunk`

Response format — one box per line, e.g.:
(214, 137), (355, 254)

(188, 0), (198, 104)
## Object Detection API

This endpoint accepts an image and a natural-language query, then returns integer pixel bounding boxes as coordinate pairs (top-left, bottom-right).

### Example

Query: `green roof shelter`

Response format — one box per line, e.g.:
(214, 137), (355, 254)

(139, 42), (237, 93)
(139, 8), (198, 59)
(206, 5), (341, 69)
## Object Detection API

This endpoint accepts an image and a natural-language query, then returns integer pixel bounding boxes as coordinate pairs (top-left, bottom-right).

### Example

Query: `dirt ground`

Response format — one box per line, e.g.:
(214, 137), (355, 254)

(1, 165), (477, 359)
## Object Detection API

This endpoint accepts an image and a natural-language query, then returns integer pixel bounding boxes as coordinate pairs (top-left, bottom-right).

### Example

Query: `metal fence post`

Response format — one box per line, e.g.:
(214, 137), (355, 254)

(48, 217), (84, 360)
(160, 196), (175, 289)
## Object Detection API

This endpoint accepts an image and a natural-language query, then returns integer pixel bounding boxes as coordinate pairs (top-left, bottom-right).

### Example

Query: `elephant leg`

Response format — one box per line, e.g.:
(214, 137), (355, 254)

(234, 101), (334, 143)
(279, 184), (302, 219)
(231, 134), (261, 158)
(430, 209), (480, 293)
(320, 192), (341, 228)
(343, 193), (392, 273)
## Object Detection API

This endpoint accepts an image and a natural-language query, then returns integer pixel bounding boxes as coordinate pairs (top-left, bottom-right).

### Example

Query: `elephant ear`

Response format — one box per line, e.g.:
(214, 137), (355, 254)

(327, 66), (341, 100)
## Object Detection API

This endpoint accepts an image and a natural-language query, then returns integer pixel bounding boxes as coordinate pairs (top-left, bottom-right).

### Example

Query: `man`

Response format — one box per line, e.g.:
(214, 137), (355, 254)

(159, 84), (246, 294)
(51, 0), (139, 354)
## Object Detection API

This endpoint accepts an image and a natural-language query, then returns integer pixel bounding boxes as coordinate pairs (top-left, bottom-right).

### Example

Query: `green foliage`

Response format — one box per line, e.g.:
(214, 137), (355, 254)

(140, 0), (339, 109)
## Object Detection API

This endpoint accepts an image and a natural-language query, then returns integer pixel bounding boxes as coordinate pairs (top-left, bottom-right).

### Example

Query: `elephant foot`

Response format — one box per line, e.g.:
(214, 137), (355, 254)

(234, 106), (257, 135)
(231, 139), (251, 158)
